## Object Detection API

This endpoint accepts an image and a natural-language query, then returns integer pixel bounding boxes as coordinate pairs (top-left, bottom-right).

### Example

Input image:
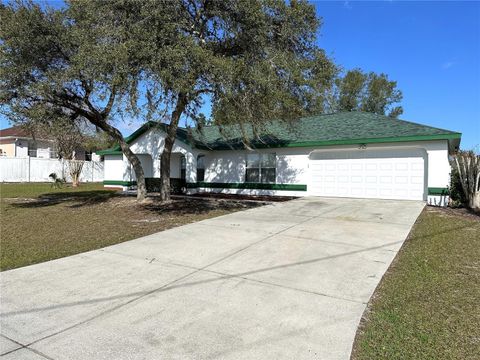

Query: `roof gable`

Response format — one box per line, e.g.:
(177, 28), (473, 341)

(97, 122), (194, 155)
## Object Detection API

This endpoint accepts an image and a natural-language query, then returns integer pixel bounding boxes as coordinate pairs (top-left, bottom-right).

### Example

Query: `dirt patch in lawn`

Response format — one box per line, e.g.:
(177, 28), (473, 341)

(0, 188), (266, 271)
(427, 205), (480, 221)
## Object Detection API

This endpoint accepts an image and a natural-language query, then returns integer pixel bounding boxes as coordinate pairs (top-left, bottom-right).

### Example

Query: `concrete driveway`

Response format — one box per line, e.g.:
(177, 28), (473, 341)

(0, 197), (424, 360)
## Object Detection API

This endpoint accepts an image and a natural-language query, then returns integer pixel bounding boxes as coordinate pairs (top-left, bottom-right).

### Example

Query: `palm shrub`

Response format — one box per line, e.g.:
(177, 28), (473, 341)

(450, 150), (480, 211)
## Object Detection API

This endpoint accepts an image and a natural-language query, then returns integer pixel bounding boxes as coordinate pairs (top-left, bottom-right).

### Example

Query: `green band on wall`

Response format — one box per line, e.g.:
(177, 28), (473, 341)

(103, 180), (137, 186)
(428, 187), (449, 195)
(187, 182), (307, 191)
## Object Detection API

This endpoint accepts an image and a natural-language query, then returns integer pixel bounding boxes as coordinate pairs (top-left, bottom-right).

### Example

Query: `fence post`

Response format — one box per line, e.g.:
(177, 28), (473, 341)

(27, 156), (31, 182)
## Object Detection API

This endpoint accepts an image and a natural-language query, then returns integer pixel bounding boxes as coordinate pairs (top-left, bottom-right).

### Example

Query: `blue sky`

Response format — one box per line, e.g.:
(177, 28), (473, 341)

(1, 1), (479, 149)
(314, 0), (479, 149)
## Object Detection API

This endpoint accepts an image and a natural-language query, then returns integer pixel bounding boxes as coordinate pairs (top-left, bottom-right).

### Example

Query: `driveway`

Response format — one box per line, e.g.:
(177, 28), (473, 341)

(0, 197), (424, 360)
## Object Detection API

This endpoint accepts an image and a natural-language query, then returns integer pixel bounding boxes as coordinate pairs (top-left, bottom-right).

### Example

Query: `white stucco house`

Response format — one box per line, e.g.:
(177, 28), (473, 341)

(98, 112), (461, 205)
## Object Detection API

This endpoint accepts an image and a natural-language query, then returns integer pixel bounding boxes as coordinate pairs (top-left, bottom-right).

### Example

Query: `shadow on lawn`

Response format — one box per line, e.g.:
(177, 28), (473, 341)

(9, 191), (266, 215)
(9, 190), (118, 208)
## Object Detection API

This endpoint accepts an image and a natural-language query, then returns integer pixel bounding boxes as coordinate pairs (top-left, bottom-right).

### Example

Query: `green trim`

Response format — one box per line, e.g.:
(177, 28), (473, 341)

(187, 182), (307, 191)
(207, 133), (461, 150)
(103, 180), (136, 186)
(428, 187), (449, 195)
(97, 150), (123, 155)
(284, 133), (462, 148)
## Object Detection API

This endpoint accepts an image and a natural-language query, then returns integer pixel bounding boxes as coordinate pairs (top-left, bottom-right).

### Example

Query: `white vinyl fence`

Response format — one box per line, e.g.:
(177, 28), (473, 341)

(0, 157), (104, 183)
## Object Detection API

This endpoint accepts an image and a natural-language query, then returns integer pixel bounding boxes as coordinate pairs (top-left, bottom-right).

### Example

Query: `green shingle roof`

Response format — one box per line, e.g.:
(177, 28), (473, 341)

(97, 111), (461, 155)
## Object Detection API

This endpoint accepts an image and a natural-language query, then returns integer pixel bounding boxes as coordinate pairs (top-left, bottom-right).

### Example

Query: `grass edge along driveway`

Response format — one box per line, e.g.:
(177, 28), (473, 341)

(351, 207), (480, 360)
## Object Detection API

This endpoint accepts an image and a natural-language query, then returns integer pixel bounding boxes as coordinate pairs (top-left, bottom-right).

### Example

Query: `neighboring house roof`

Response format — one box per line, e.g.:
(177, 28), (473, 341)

(0, 125), (54, 142)
(0, 126), (32, 138)
(97, 111), (462, 155)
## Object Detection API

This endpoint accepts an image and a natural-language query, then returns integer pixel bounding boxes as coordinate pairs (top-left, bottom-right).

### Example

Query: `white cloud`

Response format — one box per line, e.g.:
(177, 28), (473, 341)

(442, 61), (455, 70)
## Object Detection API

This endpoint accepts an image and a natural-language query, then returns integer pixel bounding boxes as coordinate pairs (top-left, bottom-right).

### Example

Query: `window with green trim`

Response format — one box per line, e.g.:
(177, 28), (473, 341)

(246, 153), (276, 183)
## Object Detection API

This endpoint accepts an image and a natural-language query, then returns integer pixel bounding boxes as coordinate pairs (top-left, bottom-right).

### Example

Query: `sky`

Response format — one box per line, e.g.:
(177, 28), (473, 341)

(314, 0), (479, 149)
(1, 0), (479, 149)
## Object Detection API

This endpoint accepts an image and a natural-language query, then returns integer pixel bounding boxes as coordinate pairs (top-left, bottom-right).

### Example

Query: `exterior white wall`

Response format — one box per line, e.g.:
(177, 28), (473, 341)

(129, 129), (194, 160)
(35, 140), (54, 159)
(15, 139), (28, 157)
(195, 140), (451, 201)
(102, 126), (452, 204)
(103, 128), (199, 187)
(201, 141), (450, 187)
(202, 151), (246, 183)
(13, 139), (54, 158)
(129, 154), (153, 179)
(104, 154), (125, 181)
(201, 147), (310, 185)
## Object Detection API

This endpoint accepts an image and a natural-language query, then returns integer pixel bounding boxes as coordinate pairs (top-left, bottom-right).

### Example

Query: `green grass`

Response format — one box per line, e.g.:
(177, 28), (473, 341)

(0, 182), (105, 198)
(352, 208), (480, 360)
(0, 182), (261, 271)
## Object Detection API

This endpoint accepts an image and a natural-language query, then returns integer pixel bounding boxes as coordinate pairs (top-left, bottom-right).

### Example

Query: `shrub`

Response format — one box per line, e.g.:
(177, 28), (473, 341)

(450, 150), (480, 211)
(449, 167), (467, 207)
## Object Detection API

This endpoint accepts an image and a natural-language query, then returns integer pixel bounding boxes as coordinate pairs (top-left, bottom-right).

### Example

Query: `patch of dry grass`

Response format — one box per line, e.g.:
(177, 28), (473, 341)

(351, 207), (480, 360)
(0, 183), (263, 271)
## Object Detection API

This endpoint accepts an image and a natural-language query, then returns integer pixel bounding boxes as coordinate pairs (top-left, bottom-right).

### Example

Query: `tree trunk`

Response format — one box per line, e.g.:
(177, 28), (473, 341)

(89, 115), (147, 201)
(120, 142), (147, 201)
(68, 160), (84, 187)
(469, 192), (480, 211)
(159, 93), (188, 202)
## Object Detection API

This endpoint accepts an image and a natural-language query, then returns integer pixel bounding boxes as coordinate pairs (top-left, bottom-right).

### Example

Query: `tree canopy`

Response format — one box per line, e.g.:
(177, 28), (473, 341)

(0, 0), (405, 200)
(333, 69), (403, 117)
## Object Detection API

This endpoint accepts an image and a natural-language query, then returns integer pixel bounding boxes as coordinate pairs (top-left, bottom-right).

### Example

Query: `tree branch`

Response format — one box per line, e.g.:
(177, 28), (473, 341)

(102, 86), (117, 118)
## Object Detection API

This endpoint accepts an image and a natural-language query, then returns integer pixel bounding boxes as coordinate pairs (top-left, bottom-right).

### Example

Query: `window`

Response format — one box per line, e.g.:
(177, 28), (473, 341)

(49, 150), (58, 159)
(197, 155), (205, 182)
(85, 151), (93, 161)
(180, 155), (186, 180)
(246, 153), (276, 183)
(28, 142), (37, 158)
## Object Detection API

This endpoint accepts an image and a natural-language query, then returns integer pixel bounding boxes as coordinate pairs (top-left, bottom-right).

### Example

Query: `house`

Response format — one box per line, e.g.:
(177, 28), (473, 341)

(98, 112), (461, 205)
(0, 125), (97, 160)
(0, 126), (57, 158)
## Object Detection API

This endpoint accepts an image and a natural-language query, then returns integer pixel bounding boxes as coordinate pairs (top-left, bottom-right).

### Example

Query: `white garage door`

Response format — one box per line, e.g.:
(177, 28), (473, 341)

(309, 149), (426, 200)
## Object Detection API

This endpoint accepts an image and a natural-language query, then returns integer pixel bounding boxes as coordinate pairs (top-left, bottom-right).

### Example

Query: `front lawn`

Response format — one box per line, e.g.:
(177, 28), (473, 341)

(0, 181), (106, 198)
(352, 207), (480, 360)
(0, 183), (263, 271)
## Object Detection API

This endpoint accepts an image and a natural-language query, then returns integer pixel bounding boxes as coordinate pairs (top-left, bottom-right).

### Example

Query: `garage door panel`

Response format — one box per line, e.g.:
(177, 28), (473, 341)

(309, 150), (426, 201)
